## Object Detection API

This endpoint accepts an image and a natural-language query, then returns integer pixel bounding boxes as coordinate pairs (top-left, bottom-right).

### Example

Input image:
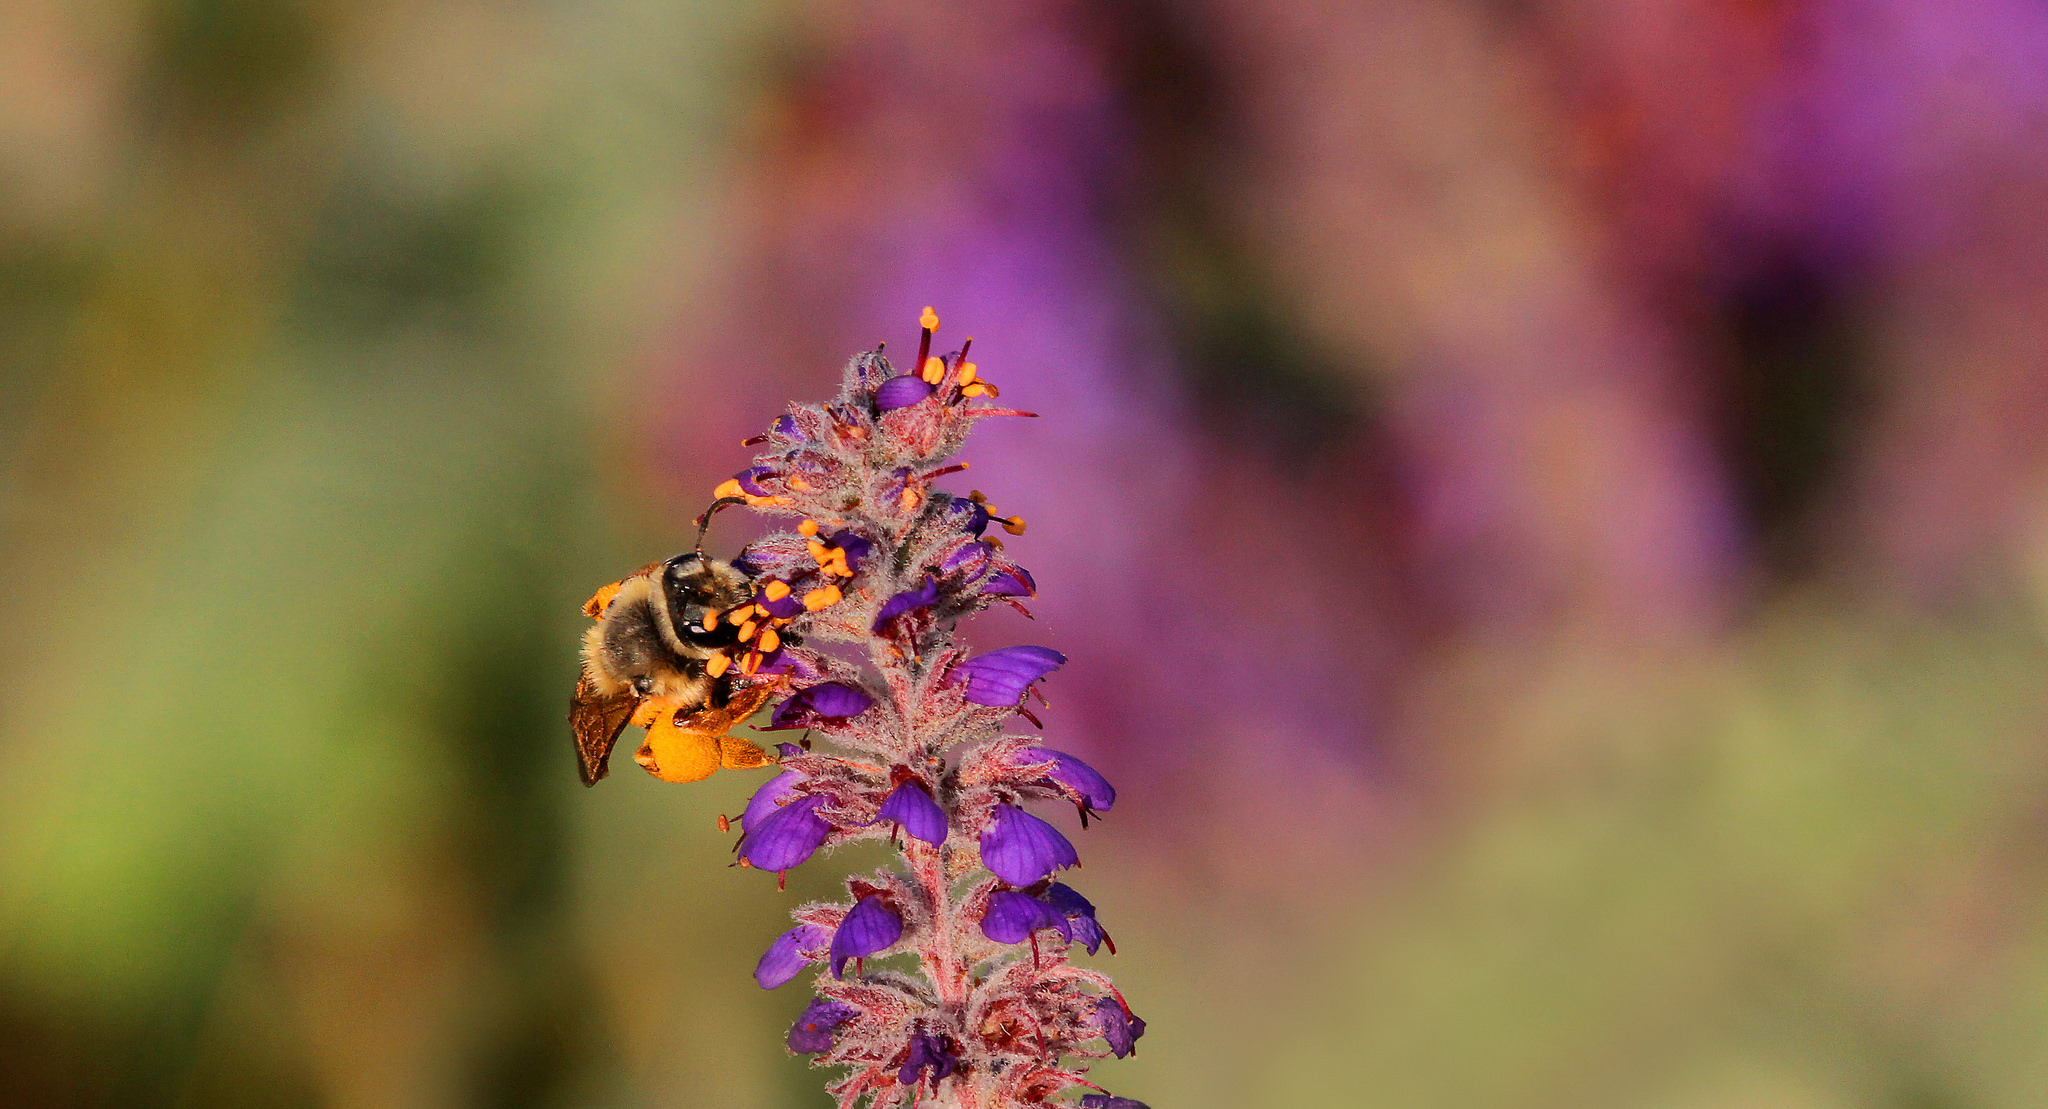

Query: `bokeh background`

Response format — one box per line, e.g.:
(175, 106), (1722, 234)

(6, 1), (2048, 1106)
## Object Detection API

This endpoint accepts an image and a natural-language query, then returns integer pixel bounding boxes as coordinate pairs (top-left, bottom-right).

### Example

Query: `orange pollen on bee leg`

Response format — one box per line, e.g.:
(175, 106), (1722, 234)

(763, 580), (791, 602)
(798, 519), (820, 537)
(760, 628), (781, 653)
(706, 653), (731, 678)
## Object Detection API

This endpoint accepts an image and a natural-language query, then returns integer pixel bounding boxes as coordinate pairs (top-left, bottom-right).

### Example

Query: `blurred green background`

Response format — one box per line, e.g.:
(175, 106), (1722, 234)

(6, 2), (2048, 1107)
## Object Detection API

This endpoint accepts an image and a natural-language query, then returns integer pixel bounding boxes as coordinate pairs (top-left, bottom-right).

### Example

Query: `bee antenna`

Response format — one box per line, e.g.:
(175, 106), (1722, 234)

(693, 496), (747, 560)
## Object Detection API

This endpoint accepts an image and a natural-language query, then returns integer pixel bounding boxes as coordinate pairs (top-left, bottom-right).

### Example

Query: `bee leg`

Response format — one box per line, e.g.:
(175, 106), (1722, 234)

(707, 671), (735, 709)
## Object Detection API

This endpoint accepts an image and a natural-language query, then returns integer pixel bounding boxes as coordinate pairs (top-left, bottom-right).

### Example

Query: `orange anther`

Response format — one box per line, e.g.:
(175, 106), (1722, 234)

(759, 628), (781, 653)
(961, 383), (989, 398)
(713, 478), (743, 499)
(702, 608), (720, 631)
(706, 653), (731, 678)
(807, 539), (830, 562)
(920, 306), (940, 331)
(1001, 516), (1027, 536)
(900, 487), (921, 511)
(716, 814), (731, 833)
(803, 585), (842, 610)
(764, 580), (791, 602)
(741, 653), (761, 675)
(958, 362), (979, 386)
(798, 519), (820, 537)
(922, 356), (946, 384)
(737, 619), (757, 642)
(787, 475), (811, 491)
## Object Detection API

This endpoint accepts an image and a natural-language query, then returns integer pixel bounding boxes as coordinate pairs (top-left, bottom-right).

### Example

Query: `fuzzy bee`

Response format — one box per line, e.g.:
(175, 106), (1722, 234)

(572, 544), (780, 786)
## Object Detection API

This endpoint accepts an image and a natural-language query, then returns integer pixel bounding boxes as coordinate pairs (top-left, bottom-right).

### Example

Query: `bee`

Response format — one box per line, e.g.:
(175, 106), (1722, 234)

(572, 502), (782, 785)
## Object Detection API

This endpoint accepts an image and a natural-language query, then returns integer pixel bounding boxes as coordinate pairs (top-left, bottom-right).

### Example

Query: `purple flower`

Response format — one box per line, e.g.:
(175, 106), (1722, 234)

(872, 576), (941, 631)
(1091, 998), (1145, 1058)
(1026, 747), (1116, 813)
(984, 566), (1036, 596)
(1043, 882), (1110, 955)
(980, 889), (1072, 944)
(943, 540), (993, 572)
(772, 413), (800, 439)
(875, 375), (935, 411)
(897, 1029), (958, 1087)
(1078, 1096), (1151, 1109)
(741, 768), (805, 832)
(828, 530), (872, 574)
(979, 804), (1079, 886)
(829, 896), (903, 977)
(732, 465), (776, 497)
(876, 780), (948, 845)
(739, 794), (831, 872)
(947, 496), (994, 536)
(755, 924), (828, 989)
(758, 588), (805, 619)
(954, 645), (1067, 707)
(769, 682), (875, 729)
(787, 998), (857, 1054)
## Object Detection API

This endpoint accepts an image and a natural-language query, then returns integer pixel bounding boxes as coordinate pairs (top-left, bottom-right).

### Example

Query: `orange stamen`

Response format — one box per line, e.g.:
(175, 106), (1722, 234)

(803, 585), (842, 610)
(713, 478), (743, 499)
(962, 383), (989, 398)
(900, 486), (921, 512)
(737, 619), (757, 642)
(763, 580), (791, 602)
(920, 306), (940, 331)
(701, 608), (720, 631)
(759, 628), (781, 653)
(922, 356), (946, 384)
(958, 362), (979, 386)
(1001, 516), (1027, 535)
(706, 653), (731, 678)
(798, 519), (820, 537)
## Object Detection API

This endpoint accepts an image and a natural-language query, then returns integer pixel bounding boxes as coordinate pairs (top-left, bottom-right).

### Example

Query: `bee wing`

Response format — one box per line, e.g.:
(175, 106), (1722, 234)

(571, 671), (640, 786)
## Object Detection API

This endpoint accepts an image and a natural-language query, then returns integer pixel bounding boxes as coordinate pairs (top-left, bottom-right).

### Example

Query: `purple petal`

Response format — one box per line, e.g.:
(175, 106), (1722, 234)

(787, 998), (858, 1054)
(772, 413), (801, 439)
(955, 645), (1067, 707)
(739, 795), (831, 872)
(828, 530), (872, 574)
(755, 923), (829, 989)
(742, 769), (806, 833)
(1091, 998), (1146, 1058)
(1026, 747), (1116, 812)
(984, 567), (1036, 596)
(943, 540), (993, 572)
(829, 896), (904, 977)
(872, 576), (942, 631)
(758, 589), (805, 619)
(876, 781), (948, 846)
(769, 682), (875, 729)
(978, 804), (1080, 886)
(897, 1030), (958, 1086)
(733, 465), (776, 497)
(947, 496), (994, 536)
(1044, 882), (1106, 955)
(1078, 1097), (1151, 1109)
(875, 375), (935, 411)
(980, 890), (1072, 944)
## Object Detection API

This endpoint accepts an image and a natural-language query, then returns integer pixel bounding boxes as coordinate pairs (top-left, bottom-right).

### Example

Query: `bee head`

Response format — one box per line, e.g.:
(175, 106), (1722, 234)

(662, 553), (754, 650)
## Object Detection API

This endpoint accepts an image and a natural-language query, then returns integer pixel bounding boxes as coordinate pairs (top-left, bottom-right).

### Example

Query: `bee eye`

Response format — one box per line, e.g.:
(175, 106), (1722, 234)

(632, 676), (655, 695)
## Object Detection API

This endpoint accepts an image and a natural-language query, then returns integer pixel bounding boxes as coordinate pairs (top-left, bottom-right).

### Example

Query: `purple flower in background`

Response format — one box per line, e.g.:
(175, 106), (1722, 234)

(755, 923), (828, 989)
(1025, 747), (1116, 813)
(980, 889), (1072, 944)
(897, 1029), (959, 1087)
(875, 780), (948, 845)
(829, 896), (903, 977)
(873, 576), (942, 631)
(980, 803), (1079, 886)
(954, 645), (1067, 706)
(1079, 1096), (1151, 1109)
(1091, 998), (1146, 1058)
(875, 375), (935, 411)
(788, 998), (858, 1054)
(739, 794), (831, 871)
(768, 681), (874, 729)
